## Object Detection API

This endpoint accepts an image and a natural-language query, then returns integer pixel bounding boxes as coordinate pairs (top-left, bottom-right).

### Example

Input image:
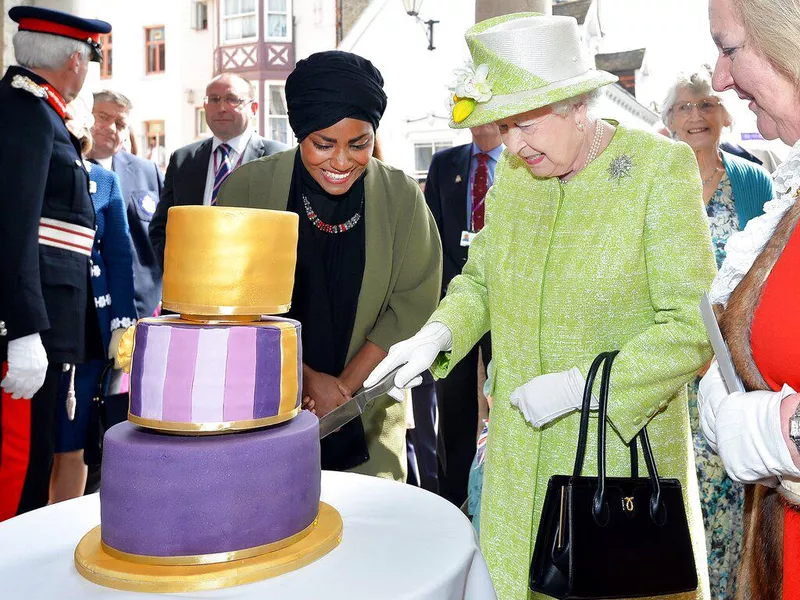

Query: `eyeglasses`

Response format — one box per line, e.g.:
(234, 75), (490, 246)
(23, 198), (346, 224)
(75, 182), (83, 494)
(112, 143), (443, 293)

(203, 95), (253, 108)
(672, 99), (721, 116)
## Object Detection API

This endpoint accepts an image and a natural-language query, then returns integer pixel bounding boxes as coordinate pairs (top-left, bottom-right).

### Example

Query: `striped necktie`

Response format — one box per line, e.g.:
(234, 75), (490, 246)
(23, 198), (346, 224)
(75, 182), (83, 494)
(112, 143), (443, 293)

(211, 143), (233, 205)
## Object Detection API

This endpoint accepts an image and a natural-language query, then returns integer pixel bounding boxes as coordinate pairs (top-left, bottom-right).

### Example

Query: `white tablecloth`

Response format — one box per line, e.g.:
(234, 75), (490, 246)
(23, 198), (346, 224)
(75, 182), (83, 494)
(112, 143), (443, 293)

(0, 471), (496, 600)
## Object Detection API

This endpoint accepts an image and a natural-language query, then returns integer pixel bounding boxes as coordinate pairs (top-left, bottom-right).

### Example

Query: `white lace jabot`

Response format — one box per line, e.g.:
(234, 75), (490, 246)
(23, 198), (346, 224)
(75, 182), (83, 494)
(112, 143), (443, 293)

(708, 141), (800, 306)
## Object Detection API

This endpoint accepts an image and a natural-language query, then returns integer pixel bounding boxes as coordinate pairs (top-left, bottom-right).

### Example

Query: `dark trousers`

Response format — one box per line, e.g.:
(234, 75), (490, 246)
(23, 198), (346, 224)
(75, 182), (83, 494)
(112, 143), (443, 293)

(0, 364), (61, 521)
(436, 332), (491, 507)
(406, 372), (439, 493)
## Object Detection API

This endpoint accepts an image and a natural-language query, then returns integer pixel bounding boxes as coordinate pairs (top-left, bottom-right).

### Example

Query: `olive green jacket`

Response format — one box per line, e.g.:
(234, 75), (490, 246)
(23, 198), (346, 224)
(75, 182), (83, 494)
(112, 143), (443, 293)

(217, 148), (442, 481)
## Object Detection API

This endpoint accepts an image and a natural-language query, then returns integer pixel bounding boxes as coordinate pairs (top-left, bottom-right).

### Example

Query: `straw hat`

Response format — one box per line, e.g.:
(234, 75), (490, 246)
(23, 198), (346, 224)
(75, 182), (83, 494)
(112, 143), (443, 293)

(449, 13), (618, 129)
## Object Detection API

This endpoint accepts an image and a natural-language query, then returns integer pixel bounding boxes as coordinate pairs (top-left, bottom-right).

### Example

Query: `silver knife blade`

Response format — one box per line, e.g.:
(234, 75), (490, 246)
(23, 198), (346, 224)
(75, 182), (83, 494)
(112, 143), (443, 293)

(317, 367), (402, 439)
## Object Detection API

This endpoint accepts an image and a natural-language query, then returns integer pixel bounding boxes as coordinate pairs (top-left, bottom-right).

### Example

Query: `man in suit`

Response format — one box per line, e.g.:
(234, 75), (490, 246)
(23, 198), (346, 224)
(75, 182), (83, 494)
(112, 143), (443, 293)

(149, 73), (288, 269)
(0, 6), (111, 520)
(88, 90), (164, 319)
(424, 123), (503, 507)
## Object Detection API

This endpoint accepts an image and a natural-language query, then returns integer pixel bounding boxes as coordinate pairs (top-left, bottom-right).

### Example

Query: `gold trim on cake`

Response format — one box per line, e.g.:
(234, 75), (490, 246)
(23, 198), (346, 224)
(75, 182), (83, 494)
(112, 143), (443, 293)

(74, 502), (343, 593)
(128, 407), (301, 434)
(161, 302), (293, 319)
(101, 516), (319, 566)
(161, 206), (298, 317)
(279, 322), (301, 414)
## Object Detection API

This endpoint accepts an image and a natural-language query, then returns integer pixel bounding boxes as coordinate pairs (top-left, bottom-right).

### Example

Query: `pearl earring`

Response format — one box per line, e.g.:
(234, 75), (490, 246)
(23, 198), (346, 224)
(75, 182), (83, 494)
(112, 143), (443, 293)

(577, 122), (585, 131)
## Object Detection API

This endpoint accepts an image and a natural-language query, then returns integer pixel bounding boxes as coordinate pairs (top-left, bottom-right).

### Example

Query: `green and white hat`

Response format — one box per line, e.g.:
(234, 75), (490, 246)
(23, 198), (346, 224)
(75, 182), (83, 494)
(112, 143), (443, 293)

(449, 13), (618, 129)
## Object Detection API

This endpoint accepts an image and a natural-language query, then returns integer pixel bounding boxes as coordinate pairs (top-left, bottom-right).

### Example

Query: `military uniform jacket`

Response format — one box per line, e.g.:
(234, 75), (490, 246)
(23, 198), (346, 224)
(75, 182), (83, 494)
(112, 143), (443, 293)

(0, 66), (94, 364)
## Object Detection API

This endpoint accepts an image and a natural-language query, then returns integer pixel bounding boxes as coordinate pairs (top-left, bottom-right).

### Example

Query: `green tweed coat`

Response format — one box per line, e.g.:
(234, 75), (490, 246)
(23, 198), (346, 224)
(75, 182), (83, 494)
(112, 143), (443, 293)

(217, 148), (442, 482)
(430, 125), (716, 600)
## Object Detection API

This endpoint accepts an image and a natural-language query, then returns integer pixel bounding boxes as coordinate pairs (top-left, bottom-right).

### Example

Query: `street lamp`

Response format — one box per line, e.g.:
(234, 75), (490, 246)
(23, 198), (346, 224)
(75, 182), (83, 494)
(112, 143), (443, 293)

(402, 0), (439, 51)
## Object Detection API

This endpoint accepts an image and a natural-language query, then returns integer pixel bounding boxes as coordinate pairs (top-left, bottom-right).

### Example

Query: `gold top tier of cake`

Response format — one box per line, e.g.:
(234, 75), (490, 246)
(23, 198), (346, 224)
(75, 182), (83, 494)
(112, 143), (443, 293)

(162, 206), (298, 318)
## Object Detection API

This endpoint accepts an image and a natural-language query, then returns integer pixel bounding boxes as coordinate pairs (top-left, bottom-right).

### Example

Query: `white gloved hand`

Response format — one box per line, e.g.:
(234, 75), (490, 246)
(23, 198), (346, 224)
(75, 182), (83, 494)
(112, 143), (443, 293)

(108, 328), (126, 369)
(1, 333), (48, 399)
(509, 367), (590, 427)
(697, 360), (728, 453)
(712, 384), (800, 484)
(364, 322), (453, 402)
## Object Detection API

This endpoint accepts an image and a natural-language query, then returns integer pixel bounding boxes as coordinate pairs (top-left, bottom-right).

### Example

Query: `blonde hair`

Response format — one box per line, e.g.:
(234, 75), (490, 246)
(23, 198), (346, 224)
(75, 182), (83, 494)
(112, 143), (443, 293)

(730, 0), (800, 84)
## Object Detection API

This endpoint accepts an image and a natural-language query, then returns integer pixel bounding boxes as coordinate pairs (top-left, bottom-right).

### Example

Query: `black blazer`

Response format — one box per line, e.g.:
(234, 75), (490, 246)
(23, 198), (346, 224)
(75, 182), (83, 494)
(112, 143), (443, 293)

(0, 66), (94, 363)
(112, 151), (164, 319)
(424, 143), (472, 297)
(149, 134), (288, 269)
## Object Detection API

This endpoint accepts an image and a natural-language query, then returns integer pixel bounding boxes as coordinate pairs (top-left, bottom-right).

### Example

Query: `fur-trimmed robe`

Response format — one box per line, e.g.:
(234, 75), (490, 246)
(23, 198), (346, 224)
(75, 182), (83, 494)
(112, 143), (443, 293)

(719, 199), (800, 600)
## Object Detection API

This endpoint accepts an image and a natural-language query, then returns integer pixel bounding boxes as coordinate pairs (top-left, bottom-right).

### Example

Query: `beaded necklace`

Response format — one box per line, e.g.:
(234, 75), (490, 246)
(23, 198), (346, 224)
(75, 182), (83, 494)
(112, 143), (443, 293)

(302, 193), (364, 234)
(584, 119), (605, 168)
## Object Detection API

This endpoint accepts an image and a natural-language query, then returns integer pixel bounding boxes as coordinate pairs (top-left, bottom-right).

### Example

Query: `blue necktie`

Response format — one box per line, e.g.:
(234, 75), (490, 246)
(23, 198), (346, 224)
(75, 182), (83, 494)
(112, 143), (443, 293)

(211, 143), (232, 205)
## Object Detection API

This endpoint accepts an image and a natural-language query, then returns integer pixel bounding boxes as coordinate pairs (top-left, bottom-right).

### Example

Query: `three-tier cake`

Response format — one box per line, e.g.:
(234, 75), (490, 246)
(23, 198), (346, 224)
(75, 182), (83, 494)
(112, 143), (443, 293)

(74, 206), (342, 593)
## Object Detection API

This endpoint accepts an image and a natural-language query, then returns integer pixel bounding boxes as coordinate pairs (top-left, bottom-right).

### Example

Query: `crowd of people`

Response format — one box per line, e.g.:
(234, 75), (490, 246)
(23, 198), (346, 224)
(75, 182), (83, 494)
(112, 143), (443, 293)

(1, 1), (799, 599)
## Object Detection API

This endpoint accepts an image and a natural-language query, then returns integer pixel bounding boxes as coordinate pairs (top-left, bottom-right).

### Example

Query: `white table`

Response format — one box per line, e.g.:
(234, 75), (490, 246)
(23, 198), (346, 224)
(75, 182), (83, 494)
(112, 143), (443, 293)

(0, 471), (496, 600)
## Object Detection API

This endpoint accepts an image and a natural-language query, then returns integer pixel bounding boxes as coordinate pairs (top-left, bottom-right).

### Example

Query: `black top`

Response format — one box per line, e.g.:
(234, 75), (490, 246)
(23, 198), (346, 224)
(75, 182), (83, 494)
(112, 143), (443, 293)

(286, 152), (368, 470)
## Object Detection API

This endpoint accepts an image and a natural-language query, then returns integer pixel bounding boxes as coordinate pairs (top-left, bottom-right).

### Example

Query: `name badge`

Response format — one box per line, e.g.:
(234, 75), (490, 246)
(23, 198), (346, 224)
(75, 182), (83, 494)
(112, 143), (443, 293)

(460, 231), (477, 247)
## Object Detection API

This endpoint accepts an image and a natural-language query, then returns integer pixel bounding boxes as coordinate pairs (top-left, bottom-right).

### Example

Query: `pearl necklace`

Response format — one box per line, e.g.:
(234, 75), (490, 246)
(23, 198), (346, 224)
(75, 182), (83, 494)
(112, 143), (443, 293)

(584, 120), (604, 169)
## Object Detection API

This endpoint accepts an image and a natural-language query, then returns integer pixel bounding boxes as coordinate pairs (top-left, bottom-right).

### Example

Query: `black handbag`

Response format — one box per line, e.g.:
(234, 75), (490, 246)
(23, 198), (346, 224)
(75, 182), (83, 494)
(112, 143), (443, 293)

(84, 361), (129, 468)
(529, 351), (698, 599)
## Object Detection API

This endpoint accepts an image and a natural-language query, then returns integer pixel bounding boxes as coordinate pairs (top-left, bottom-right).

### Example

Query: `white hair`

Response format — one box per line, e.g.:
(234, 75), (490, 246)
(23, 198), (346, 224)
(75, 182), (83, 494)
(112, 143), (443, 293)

(551, 88), (604, 116)
(13, 31), (91, 70)
(660, 69), (732, 128)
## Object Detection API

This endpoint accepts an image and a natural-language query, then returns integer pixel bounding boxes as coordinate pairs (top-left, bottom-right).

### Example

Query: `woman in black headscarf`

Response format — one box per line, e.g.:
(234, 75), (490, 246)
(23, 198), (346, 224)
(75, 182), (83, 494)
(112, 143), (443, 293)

(217, 51), (442, 481)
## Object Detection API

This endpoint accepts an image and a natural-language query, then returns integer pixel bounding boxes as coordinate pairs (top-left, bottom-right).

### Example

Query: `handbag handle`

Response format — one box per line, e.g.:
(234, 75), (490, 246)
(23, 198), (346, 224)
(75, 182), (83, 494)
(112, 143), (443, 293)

(92, 360), (117, 428)
(595, 352), (665, 525)
(572, 352), (612, 477)
(571, 351), (665, 526)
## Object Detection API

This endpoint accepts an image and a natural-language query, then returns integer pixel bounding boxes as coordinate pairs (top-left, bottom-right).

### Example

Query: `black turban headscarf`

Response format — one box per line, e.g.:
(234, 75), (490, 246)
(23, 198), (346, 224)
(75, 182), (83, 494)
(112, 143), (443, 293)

(286, 51), (388, 141)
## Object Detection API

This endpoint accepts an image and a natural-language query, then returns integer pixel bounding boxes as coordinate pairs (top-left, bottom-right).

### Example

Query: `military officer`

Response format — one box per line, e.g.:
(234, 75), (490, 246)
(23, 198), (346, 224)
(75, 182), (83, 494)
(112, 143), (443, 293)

(0, 7), (111, 520)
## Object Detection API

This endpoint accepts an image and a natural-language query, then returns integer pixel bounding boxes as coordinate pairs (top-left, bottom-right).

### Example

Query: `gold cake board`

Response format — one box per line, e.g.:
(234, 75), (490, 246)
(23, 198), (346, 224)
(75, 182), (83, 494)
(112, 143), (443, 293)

(74, 502), (342, 593)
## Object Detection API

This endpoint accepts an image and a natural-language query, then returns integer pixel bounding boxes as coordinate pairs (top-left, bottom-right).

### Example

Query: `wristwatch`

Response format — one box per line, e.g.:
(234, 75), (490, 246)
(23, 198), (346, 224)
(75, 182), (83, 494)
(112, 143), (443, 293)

(790, 404), (800, 452)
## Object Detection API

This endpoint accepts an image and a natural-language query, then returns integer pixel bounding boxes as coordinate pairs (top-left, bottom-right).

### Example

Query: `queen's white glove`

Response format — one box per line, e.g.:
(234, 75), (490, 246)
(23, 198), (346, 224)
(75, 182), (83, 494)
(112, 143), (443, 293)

(108, 328), (126, 369)
(510, 367), (591, 428)
(699, 361), (800, 484)
(1, 333), (48, 399)
(364, 322), (453, 402)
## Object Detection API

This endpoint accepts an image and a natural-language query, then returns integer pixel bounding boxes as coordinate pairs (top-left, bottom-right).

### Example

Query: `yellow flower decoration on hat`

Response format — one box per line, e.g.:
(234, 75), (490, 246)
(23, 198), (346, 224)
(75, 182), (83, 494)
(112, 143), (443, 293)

(116, 325), (137, 374)
(448, 62), (493, 123)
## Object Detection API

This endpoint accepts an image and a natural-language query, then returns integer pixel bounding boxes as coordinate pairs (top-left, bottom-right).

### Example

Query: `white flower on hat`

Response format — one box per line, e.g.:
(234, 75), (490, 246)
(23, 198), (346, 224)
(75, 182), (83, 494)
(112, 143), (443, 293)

(450, 62), (493, 103)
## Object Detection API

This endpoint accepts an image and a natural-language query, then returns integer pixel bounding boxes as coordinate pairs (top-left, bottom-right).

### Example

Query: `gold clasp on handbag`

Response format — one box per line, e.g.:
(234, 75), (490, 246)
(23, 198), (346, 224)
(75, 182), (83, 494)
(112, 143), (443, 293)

(622, 496), (634, 512)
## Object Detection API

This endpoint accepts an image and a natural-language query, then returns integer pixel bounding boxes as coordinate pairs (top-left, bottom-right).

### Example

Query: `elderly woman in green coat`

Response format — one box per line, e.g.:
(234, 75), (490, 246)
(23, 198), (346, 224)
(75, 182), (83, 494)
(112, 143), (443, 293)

(218, 51), (441, 482)
(367, 13), (715, 600)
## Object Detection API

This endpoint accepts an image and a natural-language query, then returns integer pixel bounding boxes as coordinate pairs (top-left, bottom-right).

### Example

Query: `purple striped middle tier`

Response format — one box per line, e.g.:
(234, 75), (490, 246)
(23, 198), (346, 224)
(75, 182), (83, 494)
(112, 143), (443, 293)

(128, 316), (302, 433)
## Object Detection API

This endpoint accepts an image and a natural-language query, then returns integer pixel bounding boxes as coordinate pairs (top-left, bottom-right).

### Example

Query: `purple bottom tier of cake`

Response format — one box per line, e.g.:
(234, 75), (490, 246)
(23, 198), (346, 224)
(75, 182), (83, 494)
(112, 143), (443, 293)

(100, 411), (320, 560)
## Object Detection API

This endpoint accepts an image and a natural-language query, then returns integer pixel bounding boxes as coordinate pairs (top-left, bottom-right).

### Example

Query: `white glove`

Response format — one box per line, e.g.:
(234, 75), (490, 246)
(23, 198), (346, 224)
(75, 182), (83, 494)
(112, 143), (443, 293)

(697, 360), (727, 452)
(108, 328), (125, 369)
(364, 322), (453, 401)
(699, 361), (800, 483)
(1, 333), (48, 399)
(510, 367), (591, 427)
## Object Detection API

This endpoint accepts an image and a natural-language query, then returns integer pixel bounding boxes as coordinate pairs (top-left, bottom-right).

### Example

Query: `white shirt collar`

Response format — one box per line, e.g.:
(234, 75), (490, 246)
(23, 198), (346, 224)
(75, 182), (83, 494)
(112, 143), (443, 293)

(212, 129), (254, 157)
(96, 156), (113, 170)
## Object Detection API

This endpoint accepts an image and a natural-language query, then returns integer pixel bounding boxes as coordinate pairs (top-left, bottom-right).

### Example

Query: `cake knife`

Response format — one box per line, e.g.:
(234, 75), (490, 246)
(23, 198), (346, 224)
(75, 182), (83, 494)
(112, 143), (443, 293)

(317, 367), (403, 439)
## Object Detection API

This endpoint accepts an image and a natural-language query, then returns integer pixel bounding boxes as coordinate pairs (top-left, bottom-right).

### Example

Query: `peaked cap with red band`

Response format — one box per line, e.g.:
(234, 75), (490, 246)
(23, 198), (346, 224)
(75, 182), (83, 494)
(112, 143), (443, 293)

(9, 6), (111, 63)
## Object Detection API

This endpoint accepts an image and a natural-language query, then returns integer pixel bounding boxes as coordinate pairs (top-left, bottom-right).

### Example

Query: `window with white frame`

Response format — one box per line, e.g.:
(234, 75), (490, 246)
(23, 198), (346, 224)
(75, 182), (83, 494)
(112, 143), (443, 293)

(414, 141), (452, 179)
(196, 108), (209, 137)
(266, 84), (291, 145)
(265, 0), (290, 40)
(222, 0), (257, 43)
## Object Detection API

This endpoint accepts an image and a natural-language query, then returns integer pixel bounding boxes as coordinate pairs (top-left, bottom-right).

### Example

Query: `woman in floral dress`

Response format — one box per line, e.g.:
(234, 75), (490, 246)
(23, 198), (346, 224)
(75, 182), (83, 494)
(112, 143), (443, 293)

(663, 69), (773, 599)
